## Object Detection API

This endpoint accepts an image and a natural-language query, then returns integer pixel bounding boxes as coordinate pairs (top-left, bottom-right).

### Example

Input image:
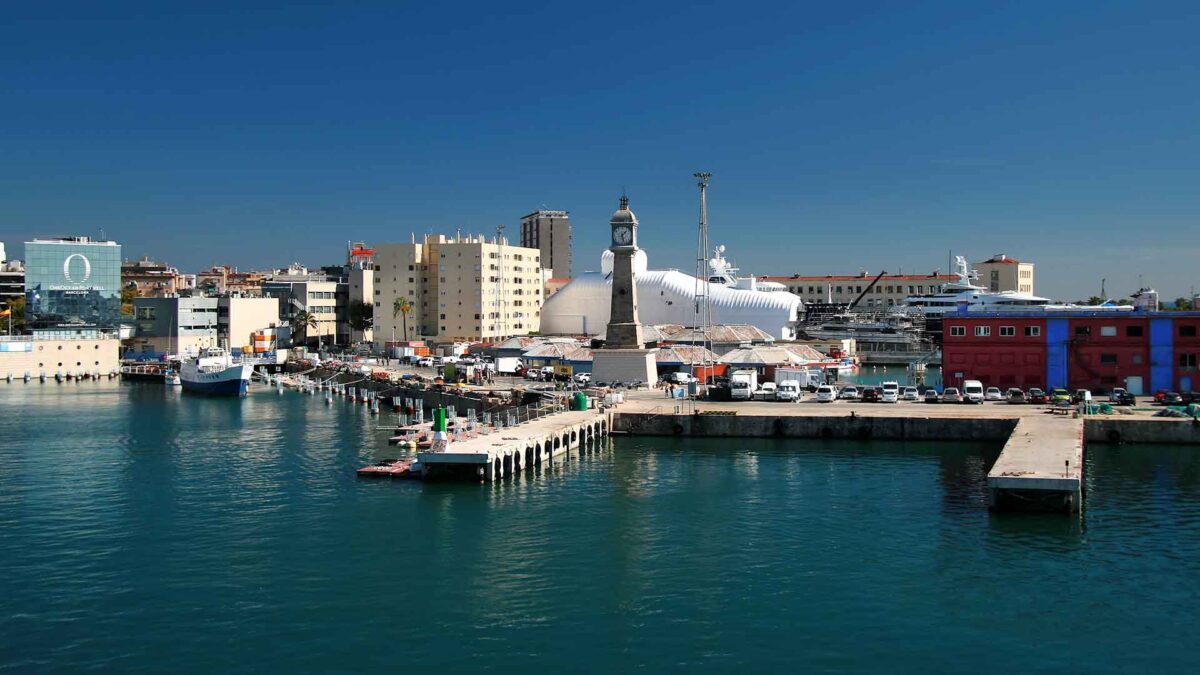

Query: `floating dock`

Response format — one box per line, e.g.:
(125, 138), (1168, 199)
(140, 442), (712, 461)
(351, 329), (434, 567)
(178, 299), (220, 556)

(987, 416), (1084, 513)
(418, 408), (610, 482)
(357, 459), (417, 479)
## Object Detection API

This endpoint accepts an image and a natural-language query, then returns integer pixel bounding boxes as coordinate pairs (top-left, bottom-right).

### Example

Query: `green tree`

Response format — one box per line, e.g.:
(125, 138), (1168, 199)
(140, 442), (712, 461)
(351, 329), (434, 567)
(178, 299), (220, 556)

(2, 296), (25, 334)
(392, 297), (413, 341)
(289, 310), (317, 347)
(348, 300), (374, 334)
(120, 286), (139, 315)
(1084, 296), (1104, 306)
(1173, 297), (1192, 311)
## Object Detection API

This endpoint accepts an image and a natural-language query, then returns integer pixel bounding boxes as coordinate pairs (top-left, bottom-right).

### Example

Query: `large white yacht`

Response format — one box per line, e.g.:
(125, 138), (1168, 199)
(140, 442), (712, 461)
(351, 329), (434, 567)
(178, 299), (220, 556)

(903, 256), (1136, 315)
(901, 256), (1052, 315)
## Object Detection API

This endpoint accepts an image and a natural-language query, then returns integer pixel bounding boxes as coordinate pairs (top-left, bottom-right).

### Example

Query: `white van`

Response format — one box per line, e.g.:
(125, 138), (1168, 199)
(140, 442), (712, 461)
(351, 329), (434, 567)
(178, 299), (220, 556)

(816, 385), (838, 403)
(776, 381), (802, 402)
(963, 380), (985, 404)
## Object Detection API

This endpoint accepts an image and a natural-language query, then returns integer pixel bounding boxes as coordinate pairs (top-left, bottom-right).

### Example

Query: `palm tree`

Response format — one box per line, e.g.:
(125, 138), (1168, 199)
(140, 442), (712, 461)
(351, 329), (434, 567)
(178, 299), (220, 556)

(393, 297), (413, 342)
(290, 310), (317, 348)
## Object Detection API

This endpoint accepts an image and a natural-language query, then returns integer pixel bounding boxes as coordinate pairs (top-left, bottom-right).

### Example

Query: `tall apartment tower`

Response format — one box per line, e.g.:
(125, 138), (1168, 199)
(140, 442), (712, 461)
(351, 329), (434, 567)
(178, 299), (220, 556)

(520, 210), (571, 278)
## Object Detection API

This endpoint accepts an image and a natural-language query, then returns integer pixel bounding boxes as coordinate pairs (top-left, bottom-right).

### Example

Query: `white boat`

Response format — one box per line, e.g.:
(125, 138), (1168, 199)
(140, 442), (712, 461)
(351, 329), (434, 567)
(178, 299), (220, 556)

(180, 348), (252, 396)
(801, 311), (922, 345)
(902, 255), (1137, 315)
(707, 245), (790, 293)
(901, 256), (1051, 314)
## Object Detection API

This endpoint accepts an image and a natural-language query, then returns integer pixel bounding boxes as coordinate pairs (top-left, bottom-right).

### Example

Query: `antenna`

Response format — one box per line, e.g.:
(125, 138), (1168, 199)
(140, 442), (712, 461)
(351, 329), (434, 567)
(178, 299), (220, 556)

(691, 172), (714, 403)
(1101, 278), (1106, 301)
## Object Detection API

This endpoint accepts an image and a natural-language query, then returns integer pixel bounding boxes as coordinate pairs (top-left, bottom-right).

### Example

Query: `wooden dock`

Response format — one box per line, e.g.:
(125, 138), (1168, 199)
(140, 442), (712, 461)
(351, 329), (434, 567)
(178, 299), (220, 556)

(417, 408), (611, 482)
(987, 415), (1085, 512)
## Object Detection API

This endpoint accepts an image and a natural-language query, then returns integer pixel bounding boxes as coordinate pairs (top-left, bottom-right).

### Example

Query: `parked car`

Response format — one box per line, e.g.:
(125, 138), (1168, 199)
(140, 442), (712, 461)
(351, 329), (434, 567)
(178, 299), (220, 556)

(924, 389), (941, 404)
(1160, 391), (1184, 406)
(901, 386), (920, 401)
(1027, 388), (1048, 404)
(816, 385), (838, 403)
(1108, 387), (1127, 403)
(839, 386), (860, 401)
(1006, 388), (1027, 404)
(756, 382), (778, 400)
(1071, 389), (1093, 404)
(417, 357), (434, 368)
(574, 372), (592, 386)
(861, 387), (881, 403)
(1050, 388), (1071, 404)
(880, 387), (899, 403)
(942, 387), (962, 403)
(985, 386), (1004, 402)
(1113, 391), (1137, 406)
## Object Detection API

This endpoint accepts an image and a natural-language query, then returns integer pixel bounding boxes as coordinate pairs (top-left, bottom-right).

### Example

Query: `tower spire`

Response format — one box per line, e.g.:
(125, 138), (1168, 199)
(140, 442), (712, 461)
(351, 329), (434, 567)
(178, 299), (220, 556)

(619, 194), (629, 210)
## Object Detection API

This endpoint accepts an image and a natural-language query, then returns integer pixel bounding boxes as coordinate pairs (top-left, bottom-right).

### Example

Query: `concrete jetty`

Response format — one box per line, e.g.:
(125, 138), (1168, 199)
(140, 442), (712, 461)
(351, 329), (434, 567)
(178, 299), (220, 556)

(418, 408), (611, 482)
(987, 415), (1084, 513)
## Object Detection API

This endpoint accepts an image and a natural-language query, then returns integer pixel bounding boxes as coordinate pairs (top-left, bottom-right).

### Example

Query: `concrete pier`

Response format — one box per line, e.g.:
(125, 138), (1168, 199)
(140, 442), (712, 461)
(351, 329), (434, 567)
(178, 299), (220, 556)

(418, 409), (611, 482)
(987, 416), (1084, 513)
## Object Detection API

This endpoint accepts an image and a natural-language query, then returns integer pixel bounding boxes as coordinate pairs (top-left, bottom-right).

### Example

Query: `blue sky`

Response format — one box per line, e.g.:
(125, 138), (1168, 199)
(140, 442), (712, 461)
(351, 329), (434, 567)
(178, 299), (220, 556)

(2, 1), (1198, 301)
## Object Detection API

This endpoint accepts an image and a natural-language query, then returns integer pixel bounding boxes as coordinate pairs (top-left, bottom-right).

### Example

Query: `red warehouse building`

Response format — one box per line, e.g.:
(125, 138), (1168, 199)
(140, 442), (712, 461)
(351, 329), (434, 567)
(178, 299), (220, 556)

(942, 311), (1200, 395)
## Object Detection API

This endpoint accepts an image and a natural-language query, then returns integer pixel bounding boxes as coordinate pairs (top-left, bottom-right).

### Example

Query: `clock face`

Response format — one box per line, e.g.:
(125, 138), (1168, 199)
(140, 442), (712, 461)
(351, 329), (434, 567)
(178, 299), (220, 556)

(613, 226), (633, 246)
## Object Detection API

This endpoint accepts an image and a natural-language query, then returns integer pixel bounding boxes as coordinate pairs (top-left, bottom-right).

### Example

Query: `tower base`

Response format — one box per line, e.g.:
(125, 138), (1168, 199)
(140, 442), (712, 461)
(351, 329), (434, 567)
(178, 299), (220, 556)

(592, 348), (657, 386)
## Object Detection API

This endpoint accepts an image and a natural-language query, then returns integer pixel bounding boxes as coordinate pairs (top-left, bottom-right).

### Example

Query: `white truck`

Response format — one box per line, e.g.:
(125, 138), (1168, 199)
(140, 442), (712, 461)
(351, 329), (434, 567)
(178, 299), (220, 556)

(494, 356), (523, 375)
(774, 367), (822, 390)
(730, 369), (758, 401)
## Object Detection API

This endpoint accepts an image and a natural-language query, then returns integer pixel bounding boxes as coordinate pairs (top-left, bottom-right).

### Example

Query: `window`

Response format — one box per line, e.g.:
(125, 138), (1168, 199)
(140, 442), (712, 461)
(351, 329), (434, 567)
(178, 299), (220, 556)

(1126, 325), (1143, 337)
(950, 326), (966, 337)
(1075, 326), (1091, 336)
(1182, 325), (1197, 337)
(999, 326), (1015, 336)
(1181, 354), (1198, 370)
(1024, 326), (1041, 337)
(1132, 354), (1143, 365)
(1100, 326), (1117, 337)
(975, 326), (991, 337)
(1100, 354), (1117, 365)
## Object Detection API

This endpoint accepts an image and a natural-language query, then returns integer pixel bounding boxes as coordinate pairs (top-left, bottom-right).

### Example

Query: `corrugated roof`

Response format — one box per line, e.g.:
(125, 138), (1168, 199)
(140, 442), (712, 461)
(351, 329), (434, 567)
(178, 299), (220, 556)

(718, 345), (823, 366)
(655, 344), (719, 365)
(661, 324), (775, 344)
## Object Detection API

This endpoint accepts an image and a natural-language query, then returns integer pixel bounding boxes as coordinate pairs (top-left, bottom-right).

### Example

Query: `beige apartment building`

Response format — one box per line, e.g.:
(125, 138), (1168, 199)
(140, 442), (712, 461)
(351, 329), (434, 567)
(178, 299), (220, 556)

(975, 254), (1035, 294)
(373, 234), (544, 346)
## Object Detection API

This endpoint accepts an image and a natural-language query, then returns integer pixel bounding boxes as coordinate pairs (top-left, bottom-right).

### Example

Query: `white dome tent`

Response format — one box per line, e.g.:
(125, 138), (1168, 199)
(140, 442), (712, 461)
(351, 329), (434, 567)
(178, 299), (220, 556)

(541, 249), (802, 340)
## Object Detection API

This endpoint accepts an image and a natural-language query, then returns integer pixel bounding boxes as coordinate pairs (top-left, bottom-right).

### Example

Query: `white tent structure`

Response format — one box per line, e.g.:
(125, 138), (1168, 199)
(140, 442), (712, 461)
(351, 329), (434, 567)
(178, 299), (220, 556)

(541, 249), (802, 340)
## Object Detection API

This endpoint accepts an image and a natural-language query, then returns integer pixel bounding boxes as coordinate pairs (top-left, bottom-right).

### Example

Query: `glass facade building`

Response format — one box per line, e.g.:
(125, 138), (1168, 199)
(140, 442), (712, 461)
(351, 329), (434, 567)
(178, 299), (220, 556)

(24, 237), (122, 335)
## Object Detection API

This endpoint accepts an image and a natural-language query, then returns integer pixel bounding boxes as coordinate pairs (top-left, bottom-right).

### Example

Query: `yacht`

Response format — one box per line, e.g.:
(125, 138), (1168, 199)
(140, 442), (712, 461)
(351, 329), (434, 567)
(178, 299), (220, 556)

(708, 245), (790, 293)
(180, 348), (253, 396)
(801, 311), (922, 345)
(901, 256), (1051, 315)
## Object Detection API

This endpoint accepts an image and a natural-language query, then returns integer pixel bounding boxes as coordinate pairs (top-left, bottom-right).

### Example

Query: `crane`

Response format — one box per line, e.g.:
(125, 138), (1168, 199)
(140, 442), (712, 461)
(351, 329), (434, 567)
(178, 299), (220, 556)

(846, 270), (888, 312)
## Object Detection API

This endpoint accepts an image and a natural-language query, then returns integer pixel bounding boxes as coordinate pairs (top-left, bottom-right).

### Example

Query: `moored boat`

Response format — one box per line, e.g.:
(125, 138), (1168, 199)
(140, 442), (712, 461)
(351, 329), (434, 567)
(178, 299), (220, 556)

(180, 348), (252, 396)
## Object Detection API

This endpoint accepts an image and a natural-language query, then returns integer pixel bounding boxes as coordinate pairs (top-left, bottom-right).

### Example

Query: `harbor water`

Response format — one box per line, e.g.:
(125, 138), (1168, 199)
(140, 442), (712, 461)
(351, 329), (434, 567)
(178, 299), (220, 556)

(2, 382), (1198, 672)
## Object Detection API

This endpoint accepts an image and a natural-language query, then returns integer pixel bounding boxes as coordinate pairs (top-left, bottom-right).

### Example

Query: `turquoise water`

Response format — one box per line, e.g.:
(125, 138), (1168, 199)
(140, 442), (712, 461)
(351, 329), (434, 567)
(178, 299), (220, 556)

(2, 382), (1198, 673)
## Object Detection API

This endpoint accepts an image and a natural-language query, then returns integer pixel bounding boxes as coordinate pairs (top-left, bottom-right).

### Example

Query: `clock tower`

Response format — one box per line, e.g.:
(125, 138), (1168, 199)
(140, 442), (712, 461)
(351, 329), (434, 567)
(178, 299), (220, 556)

(605, 195), (644, 348)
(592, 195), (658, 385)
